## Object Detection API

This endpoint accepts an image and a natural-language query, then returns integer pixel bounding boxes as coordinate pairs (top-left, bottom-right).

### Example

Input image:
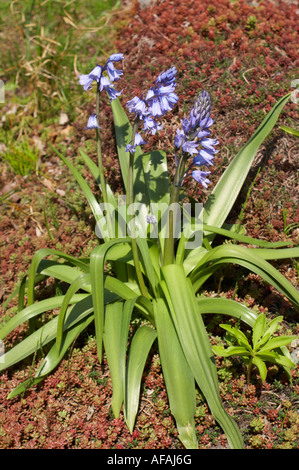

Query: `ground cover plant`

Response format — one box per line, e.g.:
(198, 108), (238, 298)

(3, 0), (296, 446)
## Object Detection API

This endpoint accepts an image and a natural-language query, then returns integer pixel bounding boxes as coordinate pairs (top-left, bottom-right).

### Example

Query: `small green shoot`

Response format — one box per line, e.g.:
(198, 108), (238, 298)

(212, 314), (297, 385)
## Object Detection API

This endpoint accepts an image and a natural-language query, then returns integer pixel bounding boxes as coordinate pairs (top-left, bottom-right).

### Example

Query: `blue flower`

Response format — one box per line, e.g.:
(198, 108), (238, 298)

(125, 67), (179, 153)
(125, 132), (147, 153)
(84, 114), (101, 130)
(145, 80), (179, 117)
(79, 53), (123, 99)
(155, 66), (177, 86)
(143, 116), (163, 135)
(191, 170), (211, 188)
(146, 214), (157, 224)
(182, 140), (199, 155)
(126, 96), (147, 118)
(174, 90), (218, 188)
(105, 53), (124, 82)
(79, 65), (103, 91)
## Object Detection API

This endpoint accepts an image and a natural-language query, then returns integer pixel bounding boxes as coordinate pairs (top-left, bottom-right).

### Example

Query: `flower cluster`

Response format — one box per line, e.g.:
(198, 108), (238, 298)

(174, 90), (218, 188)
(125, 67), (179, 153)
(79, 53), (123, 129)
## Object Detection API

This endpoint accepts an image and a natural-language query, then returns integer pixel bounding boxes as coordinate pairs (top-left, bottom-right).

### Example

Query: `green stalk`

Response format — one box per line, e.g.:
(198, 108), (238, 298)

(96, 90), (114, 238)
(246, 358), (253, 386)
(163, 154), (186, 265)
(127, 119), (150, 299)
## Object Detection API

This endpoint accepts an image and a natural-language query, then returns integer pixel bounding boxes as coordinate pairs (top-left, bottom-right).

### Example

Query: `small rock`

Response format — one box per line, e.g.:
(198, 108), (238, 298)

(59, 112), (69, 126)
(291, 349), (299, 364)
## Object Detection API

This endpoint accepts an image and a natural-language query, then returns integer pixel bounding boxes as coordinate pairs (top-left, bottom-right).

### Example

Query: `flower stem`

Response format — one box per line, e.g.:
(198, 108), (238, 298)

(246, 358), (253, 386)
(163, 154), (185, 265)
(96, 90), (113, 238)
(127, 119), (150, 299)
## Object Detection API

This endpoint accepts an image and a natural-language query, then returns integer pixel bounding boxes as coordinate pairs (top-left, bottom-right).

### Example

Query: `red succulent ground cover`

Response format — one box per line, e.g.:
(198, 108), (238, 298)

(0, 0), (298, 449)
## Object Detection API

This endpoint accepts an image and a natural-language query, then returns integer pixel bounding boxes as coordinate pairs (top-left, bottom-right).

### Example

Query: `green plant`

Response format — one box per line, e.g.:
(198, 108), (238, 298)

(282, 207), (299, 236)
(1, 56), (299, 450)
(1, 0), (121, 116)
(279, 125), (299, 138)
(2, 139), (39, 176)
(212, 314), (296, 385)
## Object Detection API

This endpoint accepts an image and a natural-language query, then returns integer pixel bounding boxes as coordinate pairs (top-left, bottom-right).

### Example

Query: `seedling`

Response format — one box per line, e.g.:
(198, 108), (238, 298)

(212, 314), (296, 385)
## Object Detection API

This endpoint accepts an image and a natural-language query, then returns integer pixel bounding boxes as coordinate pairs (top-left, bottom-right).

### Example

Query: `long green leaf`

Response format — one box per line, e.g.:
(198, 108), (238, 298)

(203, 92), (291, 228)
(196, 296), (258, 328)
(184, 93), (292, 273)
(153, 298), (198, 449)
(0, 295), (94, 373)
(248, 247), (299, 260)
(161, 265), (244, 449)
(190, 244), (299, 309)
(90, 238), (132, 362)
(7, 312), (94, 399)
(39, 260), (91, 288)
(0, 294), (88, 340)
(56, 273), (91, 353)
(202, 224), (293, 248)
(49, 142), (109, 241)
(79, 147), (117, 208)
(103, 298), (140, 418)
(26, 248), (89, 306)
(142, 150), (170, 208)
(124, 325), (157, 433)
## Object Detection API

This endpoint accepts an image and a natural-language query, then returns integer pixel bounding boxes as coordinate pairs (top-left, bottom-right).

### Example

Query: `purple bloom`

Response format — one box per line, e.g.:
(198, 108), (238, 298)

(126, 96), (147, 118)
(125, 67), (179, 153)
(126, 132), (147, 153)
(182, 140), (198, 155)
(79, 53), (123, 99)
(193, 149), (215, 166)
(174, 129), (185, 149)
(145, 80), (179, 117)
(191, 170), (211, 188)
(146, 214), (157, 224)
(143, 116), (163, 135)
(174, 90), (218, 188)
(155, 66), (177, 86)
(84, 114), (101, 130)
(201, 137), (219, 150)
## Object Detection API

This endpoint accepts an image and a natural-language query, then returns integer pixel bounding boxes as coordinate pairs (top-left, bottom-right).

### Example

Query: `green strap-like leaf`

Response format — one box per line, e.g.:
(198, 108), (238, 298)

(56, 273), (91, 353)
(124, 325), (157, 433)
(203, 92), (292, 229)
(202, 224), (293, 248)
(161, 264), (244, 449)
(79, 147), (117, 208)
(7, 311), (94, 399)
(248, 247), (299, 260)
(26, 248), (89, 306)
(0, 295), (94, 373)
(183, 93), (292, 273)
(153, 298), (198, 449)
(190, 244), (299, 309)
(104, 301), (127, 418)
(196, 296), (258, 328)
(49, 143), (109, 241)
(0, 294), (88, 341)
(90, 239), (134, 362)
